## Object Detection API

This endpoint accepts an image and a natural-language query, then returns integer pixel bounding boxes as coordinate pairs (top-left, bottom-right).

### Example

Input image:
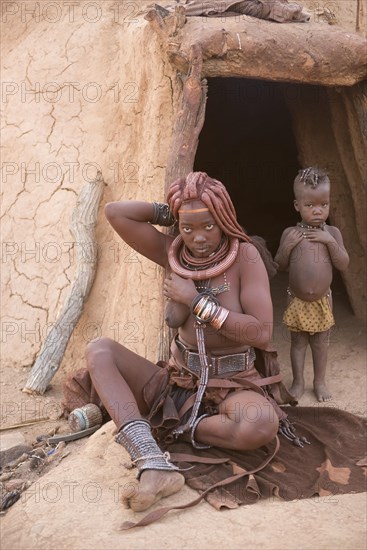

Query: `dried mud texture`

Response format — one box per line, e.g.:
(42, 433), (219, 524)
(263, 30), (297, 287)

(1, 1), (178, 376)
(1, 2), (366, 548)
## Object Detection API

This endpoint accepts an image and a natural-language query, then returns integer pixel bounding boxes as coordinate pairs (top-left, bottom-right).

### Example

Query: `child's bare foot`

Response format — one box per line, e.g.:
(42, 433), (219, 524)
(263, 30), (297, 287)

(121, 470), (185, 512)
(289, 380), (304, 399)
(314, 381), (332, 402)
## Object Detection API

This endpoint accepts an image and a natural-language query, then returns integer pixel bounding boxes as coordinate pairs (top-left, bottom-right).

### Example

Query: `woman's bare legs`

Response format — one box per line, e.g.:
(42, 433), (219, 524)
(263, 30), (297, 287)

(86, 338), (184, 512)
(194, 390), (279, 449)
(86, 339), (279, 510)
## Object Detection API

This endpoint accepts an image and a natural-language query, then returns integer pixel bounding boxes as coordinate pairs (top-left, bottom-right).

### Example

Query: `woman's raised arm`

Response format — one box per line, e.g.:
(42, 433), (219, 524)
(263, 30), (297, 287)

(105, 201), (172, 267)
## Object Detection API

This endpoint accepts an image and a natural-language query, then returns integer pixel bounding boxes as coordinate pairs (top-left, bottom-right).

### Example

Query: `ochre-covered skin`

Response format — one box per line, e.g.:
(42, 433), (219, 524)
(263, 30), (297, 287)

(86, 172), (278, 512)
(275, 171), (349, 402)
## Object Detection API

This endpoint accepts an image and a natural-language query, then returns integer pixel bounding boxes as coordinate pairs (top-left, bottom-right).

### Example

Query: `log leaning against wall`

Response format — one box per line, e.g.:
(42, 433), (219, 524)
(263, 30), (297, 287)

(23, 173), (106, 394)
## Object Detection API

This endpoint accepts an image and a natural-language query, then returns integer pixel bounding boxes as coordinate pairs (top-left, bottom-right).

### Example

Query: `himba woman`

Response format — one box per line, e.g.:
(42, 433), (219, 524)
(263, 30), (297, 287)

(86, 171), (285, 513)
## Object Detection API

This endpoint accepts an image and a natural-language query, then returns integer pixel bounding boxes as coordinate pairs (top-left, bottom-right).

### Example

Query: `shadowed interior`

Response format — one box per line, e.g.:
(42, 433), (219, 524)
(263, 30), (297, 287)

(194, 77), (351, 311)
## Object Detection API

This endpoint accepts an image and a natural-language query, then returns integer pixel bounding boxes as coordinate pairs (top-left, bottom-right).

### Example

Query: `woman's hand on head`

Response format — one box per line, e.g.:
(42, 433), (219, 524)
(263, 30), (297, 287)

(163, 273), (198, 306)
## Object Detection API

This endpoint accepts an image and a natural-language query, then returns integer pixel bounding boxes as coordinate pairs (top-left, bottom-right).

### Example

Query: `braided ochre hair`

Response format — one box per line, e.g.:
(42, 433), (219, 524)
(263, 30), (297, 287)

(166, 172), (251, 243)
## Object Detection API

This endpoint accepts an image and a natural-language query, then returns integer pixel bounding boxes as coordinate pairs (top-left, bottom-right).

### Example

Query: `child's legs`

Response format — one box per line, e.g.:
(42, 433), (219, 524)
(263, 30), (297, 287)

(309, 330), (332, 402)
(289, 330), (309, 398)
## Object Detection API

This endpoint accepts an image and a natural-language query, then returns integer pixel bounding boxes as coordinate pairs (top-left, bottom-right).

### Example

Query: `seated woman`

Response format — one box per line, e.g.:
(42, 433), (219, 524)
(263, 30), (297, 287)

(86, 171), (280, 513)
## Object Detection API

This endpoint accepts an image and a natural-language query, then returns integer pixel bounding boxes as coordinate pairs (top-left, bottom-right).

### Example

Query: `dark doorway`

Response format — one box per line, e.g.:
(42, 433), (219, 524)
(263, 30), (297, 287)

(194, 77), (300, 255)
(194, 76), (353, 314)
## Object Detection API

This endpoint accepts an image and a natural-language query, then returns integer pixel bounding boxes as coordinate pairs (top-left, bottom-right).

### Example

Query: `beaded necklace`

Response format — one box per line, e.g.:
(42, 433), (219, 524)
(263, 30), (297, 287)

(297, 221), (326, 230)
(194, 272), (230, 296)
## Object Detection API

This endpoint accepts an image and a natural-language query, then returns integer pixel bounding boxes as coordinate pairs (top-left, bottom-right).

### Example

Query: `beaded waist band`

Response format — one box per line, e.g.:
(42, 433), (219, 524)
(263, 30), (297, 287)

(175, 337), (256, 377)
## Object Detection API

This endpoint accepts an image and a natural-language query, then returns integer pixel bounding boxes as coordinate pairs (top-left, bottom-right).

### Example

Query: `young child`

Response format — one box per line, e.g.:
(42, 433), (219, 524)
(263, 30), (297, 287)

(274, 167), (349, 402)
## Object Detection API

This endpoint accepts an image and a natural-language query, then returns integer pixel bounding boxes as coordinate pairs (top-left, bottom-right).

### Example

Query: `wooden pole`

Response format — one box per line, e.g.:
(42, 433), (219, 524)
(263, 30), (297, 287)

(23, 172), (105, 394)
(145, 7), (208, 361)
(159, 45), (208, 362)
(356, 0), (363, 32)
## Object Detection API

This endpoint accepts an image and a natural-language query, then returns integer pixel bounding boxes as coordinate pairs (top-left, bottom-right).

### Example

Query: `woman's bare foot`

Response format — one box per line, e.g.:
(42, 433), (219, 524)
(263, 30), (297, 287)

(121, 470), (185, 512)
(314, 381), (332, 402)
(289, 379), (305, 399)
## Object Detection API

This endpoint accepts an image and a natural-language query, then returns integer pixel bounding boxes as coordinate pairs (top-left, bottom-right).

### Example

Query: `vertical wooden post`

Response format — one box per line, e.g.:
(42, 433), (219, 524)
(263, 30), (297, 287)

(165, 45), (208, 188)
(157, 45), (208, 361)
(356, 0), (363, 32)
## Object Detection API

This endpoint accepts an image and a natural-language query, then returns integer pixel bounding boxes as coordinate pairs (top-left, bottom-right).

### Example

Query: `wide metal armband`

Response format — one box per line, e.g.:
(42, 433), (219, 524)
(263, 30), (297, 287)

(151, 202), (175, 227)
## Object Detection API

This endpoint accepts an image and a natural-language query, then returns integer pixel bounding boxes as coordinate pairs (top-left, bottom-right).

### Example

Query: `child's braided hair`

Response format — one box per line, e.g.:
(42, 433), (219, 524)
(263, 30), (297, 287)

(294, 167), (330, 191)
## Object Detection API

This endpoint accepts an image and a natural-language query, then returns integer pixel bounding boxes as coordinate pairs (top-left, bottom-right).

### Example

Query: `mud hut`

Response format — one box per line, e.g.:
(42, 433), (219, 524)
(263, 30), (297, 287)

(1, 0), (366, 388)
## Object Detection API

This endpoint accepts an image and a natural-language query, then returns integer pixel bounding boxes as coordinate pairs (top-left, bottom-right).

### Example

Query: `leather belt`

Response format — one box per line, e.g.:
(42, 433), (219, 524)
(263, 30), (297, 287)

(175, 337), (256, 377)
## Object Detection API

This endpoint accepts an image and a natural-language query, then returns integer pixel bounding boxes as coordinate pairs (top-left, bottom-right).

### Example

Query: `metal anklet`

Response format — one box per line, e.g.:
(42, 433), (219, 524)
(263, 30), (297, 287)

(115, 419), (180, 478)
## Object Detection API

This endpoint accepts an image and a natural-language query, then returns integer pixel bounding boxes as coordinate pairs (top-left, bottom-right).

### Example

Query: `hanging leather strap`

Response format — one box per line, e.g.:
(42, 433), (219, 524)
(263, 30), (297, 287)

(206, 373), (283, 390)
(119, 436), (280, 530)
(175, 373), (283, 423)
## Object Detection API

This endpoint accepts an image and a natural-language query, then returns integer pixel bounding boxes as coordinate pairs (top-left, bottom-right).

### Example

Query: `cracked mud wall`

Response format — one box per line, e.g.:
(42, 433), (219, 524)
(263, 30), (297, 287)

(1, 0), (364, 378)
(1, 1), (178, 377)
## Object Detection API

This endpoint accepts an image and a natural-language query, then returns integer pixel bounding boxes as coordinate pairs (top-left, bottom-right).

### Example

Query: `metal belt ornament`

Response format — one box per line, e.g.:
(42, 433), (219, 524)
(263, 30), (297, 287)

(172, 321), (210, 437)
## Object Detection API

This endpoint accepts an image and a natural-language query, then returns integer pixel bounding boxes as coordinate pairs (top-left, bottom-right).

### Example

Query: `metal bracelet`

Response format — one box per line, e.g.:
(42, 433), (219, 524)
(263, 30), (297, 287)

(191, 292), (220, 324)
(210, 306), (230, 331)
(151, 202), (175, 227)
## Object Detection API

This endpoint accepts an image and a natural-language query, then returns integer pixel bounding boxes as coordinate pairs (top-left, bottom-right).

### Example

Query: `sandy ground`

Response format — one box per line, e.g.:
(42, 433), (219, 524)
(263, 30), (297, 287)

(1, 1), (365, 546)
(1, 272), (366, 549)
